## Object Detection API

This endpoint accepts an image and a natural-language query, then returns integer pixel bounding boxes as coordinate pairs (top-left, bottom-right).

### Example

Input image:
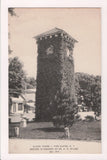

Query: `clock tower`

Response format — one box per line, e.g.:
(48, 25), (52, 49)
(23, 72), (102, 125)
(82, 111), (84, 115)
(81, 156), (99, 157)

(34, 28), (77, 121)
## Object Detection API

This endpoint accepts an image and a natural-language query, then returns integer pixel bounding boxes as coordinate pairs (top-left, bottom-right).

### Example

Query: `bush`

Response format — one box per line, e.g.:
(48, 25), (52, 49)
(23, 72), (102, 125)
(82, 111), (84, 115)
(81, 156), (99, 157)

(52, 116), (62, 128)
(52, 89), (77, 128)
(75, 114), (81, 121)
(85, 115), (94, 122)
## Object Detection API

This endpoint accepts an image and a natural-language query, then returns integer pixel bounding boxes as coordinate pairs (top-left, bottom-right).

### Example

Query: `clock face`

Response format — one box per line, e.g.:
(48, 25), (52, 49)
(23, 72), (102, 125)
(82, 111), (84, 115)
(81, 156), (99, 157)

(46, 45), (54, 55)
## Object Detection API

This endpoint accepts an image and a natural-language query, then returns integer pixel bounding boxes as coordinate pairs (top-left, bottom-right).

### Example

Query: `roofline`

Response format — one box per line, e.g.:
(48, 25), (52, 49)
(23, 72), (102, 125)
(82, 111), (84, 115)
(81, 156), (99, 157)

(33, 27), (78, 43)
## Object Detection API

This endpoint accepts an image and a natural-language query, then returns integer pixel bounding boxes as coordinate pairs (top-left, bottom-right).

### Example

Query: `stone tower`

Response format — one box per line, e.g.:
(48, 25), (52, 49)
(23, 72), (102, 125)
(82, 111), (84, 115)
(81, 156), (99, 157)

(34, 28), (77, 121)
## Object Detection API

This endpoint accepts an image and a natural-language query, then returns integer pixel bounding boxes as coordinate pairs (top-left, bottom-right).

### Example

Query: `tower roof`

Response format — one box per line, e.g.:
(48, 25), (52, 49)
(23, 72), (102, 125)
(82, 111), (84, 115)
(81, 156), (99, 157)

(34, 27), (78, 42)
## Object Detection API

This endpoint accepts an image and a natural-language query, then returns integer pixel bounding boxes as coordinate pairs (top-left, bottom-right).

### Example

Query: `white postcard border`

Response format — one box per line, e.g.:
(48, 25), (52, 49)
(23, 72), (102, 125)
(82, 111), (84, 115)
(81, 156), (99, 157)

(1, 0), (107, 159)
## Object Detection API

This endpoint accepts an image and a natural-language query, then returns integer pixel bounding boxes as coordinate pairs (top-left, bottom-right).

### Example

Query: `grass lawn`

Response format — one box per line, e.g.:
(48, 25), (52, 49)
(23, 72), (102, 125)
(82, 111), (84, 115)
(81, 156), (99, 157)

(9, 120), (101, 141)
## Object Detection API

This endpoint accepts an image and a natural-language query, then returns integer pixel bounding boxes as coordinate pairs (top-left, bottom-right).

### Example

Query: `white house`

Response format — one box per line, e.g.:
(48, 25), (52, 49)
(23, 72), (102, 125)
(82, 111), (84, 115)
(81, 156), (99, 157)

(23, 88), (36, 113)
(9, 96), (25, 115)
(9, 89), (36, 122)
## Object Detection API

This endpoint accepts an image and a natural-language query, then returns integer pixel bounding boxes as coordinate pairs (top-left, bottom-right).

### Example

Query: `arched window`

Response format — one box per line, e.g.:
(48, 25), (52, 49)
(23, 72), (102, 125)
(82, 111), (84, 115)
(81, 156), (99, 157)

(66, 48), (70, 57)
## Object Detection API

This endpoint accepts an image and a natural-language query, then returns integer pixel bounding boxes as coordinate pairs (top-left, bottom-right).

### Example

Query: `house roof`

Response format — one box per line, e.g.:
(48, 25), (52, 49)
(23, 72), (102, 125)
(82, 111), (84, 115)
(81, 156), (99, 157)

(22, 89), (36, 102)
(11, 96), (24, 103)
(25, 88), (36, 94)
(24, 93), (35, 102)
(34, 27), (78, 42)
(26, 102), (35, 108)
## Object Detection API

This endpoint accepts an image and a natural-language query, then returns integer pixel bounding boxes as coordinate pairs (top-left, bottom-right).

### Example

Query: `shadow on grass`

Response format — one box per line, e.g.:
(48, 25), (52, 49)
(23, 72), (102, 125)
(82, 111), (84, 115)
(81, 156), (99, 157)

(32, 127), (64, 132)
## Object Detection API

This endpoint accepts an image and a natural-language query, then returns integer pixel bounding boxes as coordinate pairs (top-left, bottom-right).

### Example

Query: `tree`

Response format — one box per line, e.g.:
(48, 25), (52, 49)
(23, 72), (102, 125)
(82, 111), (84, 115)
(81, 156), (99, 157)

(91, 76), (101, 116)
(9, 57), (26, 97)
(75, 72), (101, 115)
(24, 77), (36, 89)
(8, 8), (16, 16)
(8, 8), (17, 55)
(52, 89), (77, 128)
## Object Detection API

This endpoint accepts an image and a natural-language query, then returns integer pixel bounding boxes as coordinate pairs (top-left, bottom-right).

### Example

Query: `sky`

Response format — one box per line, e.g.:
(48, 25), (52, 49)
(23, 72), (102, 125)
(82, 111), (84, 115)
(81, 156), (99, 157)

(9, 8), (101, 78)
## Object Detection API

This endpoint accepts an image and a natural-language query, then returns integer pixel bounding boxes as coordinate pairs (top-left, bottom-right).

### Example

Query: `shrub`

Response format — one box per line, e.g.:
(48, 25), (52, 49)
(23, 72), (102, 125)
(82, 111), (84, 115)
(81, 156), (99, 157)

(85, 115), (94, 122)
(52, 116), (62, 128)
(52, 90), (77, 128)
(75, 114), (81, 121)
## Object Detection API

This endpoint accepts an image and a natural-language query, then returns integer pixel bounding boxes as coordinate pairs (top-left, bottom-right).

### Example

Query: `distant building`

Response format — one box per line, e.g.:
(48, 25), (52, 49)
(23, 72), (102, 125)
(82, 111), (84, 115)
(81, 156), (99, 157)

(9, 89), (36, 123)
(9, 95), (25, 123)
(23, 88), (36, 113)
(9, 95), (25, 115)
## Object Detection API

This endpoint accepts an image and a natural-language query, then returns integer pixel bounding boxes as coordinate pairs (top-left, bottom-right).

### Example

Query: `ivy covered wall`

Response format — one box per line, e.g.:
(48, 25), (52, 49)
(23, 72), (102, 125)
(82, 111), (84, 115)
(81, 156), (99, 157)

(36, 33), (76, 121)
